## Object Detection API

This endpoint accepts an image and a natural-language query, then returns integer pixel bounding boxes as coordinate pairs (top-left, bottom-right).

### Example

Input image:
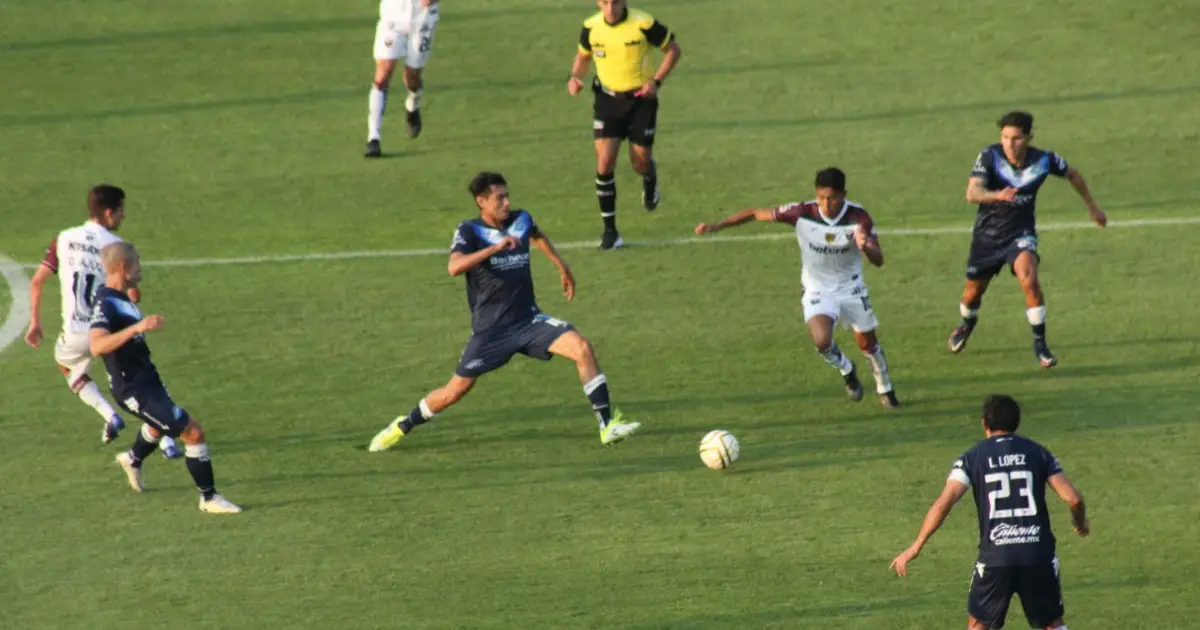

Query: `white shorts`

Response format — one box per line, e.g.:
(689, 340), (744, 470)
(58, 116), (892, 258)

(54, 331), (94, 387)
(802, 285), (879, 333)
(373, 12), (439, 67)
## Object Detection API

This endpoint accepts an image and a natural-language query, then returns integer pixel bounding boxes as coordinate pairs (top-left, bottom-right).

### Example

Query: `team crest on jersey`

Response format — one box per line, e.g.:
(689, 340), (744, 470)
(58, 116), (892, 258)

(824, 233), (836, 243)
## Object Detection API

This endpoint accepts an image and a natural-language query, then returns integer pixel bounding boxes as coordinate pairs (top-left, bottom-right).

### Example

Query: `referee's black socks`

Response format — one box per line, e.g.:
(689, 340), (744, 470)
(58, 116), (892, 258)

(596, 172), (617, 230)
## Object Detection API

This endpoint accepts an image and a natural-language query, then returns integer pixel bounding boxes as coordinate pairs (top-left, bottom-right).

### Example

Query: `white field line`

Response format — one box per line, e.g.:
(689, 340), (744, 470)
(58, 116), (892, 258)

(0, 255), (32, 356)
(12, 216), (1199, 271)
(1, 216), (1196, 356)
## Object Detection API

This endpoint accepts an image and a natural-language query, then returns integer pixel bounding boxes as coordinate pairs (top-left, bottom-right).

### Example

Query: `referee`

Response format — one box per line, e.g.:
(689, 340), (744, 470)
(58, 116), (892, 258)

(567, 0), (682, 250)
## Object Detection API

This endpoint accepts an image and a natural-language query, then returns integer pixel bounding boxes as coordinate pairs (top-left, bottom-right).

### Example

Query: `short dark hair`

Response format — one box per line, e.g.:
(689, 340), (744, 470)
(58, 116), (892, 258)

(87, 184), (126, 219)
(982, 394), (1021, 433)
(814, 167), (846, 191)
(467, 172), (507, 198)
(997, 111), (1034, 135)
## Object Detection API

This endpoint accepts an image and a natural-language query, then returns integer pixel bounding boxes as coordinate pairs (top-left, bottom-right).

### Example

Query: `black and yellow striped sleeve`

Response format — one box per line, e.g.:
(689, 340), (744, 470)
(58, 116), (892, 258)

(642, 19), (674, 49)
(578, 26), (592, 53)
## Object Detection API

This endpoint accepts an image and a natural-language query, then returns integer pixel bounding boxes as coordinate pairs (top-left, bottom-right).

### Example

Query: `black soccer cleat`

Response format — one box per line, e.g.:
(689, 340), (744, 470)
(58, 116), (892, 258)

(843, 364), (864, 402)
(948, 323), (973, 354)
(642, 177), (660, 211)
(364, 139), (382, 158)
(1034, 340), (1058, 368)
(600, 229), (624, 250)
(406, 109), (422, 138)
(879, 390), (902, 409)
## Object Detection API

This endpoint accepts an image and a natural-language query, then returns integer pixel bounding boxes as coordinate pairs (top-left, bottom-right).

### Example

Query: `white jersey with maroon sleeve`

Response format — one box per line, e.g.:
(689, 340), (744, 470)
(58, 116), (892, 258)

(41, 221), (123, 335)
(771, 200), (876, 291)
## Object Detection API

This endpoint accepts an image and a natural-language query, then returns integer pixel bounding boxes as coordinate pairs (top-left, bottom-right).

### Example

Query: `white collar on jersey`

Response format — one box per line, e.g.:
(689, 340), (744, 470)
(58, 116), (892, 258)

(817, 201), (849, 226)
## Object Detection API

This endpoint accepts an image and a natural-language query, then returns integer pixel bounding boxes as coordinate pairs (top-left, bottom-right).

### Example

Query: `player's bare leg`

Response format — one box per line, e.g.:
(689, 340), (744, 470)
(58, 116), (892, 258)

(402, 65), (423, 138)
(366, 59), (398, 157)
(595, 138), (623, 249)
(548, 331), (640, 443)
(950, 277), (991, 353)
(967, 615), (989, 630)
(807, 315), (862, 401)
(629, 142), (659, 211)
(854, 329), (900, 409)
(1013, 251), (1055, 367)
(369, 376), (476, 451)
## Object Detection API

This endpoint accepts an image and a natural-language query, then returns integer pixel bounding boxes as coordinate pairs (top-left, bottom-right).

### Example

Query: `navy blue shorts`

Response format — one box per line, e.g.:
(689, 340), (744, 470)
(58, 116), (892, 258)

(456, 314), (574, 378)
(965, 233), (1040, 280)
(116, 385), (192, 437)
(967, 558), (1064, 629)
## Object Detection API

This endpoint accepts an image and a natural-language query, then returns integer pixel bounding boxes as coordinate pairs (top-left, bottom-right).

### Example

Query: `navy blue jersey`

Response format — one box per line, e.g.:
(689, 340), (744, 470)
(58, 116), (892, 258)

(89, 286), (161, 398)
(450, 210), (543, 333)
(949, 434), (1063, 566)
(969, 144), (1069, 245)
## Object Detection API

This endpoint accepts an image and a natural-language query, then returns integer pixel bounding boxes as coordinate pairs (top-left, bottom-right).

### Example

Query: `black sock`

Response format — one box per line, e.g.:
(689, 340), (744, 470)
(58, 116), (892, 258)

(584, 375), (613, 429)
(596, 172), (616, 230)
(185, 452), (216, 501)
(1032, 323), (1046, 341)
(127, 431), (158, 467)
(397, 400), (435, 434)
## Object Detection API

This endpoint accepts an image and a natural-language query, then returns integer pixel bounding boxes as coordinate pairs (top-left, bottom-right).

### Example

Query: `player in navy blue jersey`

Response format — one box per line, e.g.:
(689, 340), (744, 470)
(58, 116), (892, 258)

(89, 242), (242, 514)
(890, 395), (1090, 630)
(949, 112), (1107, 368)
(368, 171), (642, 451)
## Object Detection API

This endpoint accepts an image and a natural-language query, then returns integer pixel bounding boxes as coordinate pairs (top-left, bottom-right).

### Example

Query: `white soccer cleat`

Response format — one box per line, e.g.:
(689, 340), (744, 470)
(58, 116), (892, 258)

(114, 452), (145, 493)
(199, 494), (243, 514)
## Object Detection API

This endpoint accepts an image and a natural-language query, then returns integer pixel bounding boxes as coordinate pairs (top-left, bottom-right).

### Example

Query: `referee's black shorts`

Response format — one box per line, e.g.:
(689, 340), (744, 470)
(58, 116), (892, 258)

(592, 85), (658, 147)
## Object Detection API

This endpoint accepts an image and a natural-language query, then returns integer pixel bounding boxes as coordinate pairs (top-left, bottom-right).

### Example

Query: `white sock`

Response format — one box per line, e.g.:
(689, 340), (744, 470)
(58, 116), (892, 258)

(818, 343), (854, 376)
(76, 381), (118, 422)
(1026, 305), (1046, 325)
(418, 398), (435, 420)
(960, 303), (978, 318)
(159, 436), (178, 452)
(368, 85), (388, 141)
(864, 345), (893, 394)
(405, 88), (423, 112)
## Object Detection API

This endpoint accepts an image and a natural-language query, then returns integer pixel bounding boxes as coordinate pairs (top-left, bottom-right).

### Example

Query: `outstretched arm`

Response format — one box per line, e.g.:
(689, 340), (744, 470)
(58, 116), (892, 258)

(532, 232), (576, 302)
(1065, 167), (1107, 227)
(694, 208), (776, 234)
(890, 480), (969, 576)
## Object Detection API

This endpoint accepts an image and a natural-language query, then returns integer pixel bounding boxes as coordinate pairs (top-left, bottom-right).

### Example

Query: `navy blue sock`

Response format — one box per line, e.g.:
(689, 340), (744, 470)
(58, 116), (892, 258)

(184, 446), (216, 500)
(397, 400), (435, 434)
(127, 430), (158, 467)
(584, 375), (613, 429)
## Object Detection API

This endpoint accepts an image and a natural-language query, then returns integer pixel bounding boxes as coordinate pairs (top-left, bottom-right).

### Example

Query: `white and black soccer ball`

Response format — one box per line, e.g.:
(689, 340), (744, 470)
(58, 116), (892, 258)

(699, 430), (740, 470)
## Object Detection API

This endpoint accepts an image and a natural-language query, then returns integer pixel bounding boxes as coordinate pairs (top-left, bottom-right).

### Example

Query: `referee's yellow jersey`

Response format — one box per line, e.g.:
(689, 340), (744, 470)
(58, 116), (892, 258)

(578, 8), (674, 93)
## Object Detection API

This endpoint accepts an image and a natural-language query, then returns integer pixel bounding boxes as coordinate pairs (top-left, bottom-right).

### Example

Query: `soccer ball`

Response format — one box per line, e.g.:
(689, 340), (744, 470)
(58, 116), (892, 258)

(699, 430), (740, 470)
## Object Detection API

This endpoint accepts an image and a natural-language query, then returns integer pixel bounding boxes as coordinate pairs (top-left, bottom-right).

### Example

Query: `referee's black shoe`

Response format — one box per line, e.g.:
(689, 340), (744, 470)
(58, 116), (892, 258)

(600, 229), (624, 250)
(364, 139), (382, 158)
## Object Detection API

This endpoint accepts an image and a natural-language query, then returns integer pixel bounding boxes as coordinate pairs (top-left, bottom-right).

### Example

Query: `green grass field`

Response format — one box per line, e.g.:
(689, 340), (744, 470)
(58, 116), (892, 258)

(3, 1), (1199, 628)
